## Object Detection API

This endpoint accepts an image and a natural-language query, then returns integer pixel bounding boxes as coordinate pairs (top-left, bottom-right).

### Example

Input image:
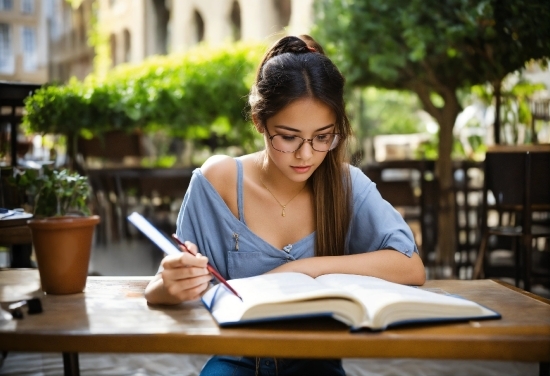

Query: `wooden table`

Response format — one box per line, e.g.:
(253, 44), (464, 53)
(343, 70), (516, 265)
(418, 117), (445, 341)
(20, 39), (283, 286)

(0, 212), (33, 245)
(1, 270), (549, 376)
(0, 213), (33, 267)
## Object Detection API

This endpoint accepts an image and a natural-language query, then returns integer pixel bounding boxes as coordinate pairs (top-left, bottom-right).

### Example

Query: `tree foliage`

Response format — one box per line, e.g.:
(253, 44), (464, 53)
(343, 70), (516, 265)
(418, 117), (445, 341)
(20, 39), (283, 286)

(358, 88), (426, 137)
(312, 0), (550, 268)
(23, 42), (266, 151)
(314, 0), (550, 95)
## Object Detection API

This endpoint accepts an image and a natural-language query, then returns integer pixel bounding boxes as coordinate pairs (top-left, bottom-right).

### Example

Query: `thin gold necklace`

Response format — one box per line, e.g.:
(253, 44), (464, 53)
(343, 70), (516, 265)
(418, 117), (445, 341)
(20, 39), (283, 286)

(260, 177), (306, 217)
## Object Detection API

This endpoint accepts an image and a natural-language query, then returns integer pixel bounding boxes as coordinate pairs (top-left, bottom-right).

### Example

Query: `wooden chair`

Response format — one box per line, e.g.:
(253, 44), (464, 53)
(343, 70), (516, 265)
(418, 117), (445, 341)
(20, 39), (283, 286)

(453, 160), (484, 279)
(529, 98), (549, 144)
(76, 130), (146, 243)
(473, 150), (550, 292)
(110, 167), (194, 239)
(362, 160), (437, 266)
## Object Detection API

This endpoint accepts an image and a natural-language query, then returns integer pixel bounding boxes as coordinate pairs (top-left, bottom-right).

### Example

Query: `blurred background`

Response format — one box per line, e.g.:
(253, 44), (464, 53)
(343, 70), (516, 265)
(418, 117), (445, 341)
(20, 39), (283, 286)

(0, 0), (549, 294)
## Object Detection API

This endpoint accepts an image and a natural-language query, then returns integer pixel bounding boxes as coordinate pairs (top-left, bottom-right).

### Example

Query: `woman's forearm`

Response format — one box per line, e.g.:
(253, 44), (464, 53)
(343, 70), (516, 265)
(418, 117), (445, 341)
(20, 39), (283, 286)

(269, 250), (426, 285)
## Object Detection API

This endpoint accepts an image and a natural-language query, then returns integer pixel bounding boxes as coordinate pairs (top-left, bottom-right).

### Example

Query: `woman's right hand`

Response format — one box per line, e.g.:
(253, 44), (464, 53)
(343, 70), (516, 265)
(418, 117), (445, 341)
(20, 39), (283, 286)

(144, 241), (212, 305)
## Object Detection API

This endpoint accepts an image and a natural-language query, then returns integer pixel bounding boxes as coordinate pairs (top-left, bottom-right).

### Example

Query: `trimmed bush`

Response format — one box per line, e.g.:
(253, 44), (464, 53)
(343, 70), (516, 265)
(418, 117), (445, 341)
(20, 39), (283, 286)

(23, 42), (266, 151)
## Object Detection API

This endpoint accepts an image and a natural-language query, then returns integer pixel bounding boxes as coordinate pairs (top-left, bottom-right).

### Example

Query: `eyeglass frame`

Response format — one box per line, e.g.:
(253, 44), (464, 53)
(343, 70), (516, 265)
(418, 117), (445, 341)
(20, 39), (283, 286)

(264, 128), (341, 153)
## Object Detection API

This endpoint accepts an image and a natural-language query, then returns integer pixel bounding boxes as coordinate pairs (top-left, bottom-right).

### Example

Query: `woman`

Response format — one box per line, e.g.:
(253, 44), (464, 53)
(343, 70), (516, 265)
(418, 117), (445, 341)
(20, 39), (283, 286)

(145, 35), (425, 375)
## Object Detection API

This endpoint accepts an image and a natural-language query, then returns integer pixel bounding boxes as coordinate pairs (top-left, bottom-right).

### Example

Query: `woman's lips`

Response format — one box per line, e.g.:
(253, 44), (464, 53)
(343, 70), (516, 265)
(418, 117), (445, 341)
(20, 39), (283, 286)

(291, 165), (312, 173)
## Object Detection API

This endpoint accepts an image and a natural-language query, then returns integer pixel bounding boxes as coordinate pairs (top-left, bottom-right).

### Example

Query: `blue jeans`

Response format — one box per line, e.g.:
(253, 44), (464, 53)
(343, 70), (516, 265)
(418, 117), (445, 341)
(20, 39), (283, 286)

(200, 356), (346, 376)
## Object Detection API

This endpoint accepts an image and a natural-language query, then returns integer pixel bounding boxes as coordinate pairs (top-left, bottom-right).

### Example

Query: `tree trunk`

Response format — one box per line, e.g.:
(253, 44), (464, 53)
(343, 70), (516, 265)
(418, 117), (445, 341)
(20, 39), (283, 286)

(412, 84), (461, 277)
(66, 131), (77, 171)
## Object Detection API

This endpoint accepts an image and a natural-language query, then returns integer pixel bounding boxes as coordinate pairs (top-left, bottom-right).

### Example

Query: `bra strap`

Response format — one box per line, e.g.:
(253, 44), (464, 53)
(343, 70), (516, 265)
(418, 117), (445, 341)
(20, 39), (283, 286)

(235, 158), (245, 223)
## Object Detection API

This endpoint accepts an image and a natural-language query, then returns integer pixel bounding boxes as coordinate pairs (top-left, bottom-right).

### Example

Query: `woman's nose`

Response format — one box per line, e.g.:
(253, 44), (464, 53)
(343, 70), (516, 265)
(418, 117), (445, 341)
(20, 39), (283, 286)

(295, 139), (314, 159)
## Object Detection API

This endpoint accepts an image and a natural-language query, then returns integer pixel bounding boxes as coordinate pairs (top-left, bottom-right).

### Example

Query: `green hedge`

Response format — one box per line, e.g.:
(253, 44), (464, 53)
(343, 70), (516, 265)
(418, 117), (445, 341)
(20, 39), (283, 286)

(23, 42), (266, 149)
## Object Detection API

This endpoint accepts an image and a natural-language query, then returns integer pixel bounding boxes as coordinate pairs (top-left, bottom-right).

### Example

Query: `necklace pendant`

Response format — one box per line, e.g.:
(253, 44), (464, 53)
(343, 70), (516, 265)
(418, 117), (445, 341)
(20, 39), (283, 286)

(261, 176), (305, 219)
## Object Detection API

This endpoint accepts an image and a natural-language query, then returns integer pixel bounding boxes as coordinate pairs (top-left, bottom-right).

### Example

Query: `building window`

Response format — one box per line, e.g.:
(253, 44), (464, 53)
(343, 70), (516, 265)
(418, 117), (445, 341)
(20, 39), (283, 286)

(152, 0), (169, 55)
(22, 26), (37, 71)
(0, 23), (14, 74)
(110, 33), (117, 66)
(0, 0), (13, 11)
(21, 0), (34, 14)
(230, 1), (241, 41)
(123, 29), (131, 63)
(193, 10), (204, 44)
(78, 6), (86, 45)
(274, 0), (291, 29)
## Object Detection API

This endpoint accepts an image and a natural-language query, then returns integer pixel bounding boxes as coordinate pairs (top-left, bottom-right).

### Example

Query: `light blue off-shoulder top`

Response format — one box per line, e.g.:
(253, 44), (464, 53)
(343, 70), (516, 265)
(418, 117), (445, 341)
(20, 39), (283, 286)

(175, 158), (418, 280)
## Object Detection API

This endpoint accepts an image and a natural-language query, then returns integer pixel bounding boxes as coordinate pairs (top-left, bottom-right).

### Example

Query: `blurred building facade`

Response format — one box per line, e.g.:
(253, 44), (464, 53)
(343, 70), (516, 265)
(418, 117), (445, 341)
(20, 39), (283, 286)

(93, 0), (313, 76)
(1, 0), (314, 84)
(103, 0), (314, 67)
(0, 0), (49, 83)
(48, 0), (95, 83)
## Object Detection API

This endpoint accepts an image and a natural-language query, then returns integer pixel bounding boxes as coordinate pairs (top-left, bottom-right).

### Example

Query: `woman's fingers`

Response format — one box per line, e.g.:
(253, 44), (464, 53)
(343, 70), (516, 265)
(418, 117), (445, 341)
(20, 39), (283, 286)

(183, 241), (199, 255)
(163, 274), (212, 301)
(157, 241), (214, 301)
(160, 249), (212, 301)
(162, 251), (209, 270)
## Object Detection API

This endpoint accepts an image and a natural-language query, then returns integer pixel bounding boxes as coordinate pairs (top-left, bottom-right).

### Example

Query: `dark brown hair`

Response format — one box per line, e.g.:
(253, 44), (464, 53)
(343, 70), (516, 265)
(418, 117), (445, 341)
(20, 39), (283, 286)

(249, 35), (352, 257)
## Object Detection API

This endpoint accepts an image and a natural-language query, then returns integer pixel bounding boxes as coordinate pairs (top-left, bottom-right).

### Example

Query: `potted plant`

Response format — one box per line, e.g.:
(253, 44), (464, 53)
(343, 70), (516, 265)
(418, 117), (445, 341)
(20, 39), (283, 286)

(13, 167), (100, 294)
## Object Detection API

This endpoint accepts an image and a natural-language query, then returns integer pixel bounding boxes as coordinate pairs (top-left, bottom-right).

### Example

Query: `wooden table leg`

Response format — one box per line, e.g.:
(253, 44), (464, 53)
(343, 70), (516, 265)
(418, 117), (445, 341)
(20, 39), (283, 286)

(62, 352), (80, 376)
(9, 244), (33, 268)
(540, 361), (549, 376)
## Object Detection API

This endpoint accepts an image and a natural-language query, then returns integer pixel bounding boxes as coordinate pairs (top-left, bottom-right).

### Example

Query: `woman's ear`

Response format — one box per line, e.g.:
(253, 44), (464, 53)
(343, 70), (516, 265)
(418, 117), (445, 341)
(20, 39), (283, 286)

(252, 115), (264, 133)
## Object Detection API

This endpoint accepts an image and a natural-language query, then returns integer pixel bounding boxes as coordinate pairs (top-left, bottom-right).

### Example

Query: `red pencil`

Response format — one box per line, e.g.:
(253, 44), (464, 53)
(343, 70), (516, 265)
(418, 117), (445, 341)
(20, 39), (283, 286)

(171, 234), (243, 301)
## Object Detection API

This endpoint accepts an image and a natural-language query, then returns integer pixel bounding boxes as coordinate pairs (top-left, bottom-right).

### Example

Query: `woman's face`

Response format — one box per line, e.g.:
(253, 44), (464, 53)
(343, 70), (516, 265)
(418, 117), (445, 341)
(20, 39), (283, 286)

(261, 97), (337, 183)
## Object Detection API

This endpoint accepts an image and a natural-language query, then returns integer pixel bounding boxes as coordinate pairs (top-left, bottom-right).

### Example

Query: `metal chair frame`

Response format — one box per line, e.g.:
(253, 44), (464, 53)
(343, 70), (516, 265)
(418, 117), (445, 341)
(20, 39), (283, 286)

(473, 151), (550, 291)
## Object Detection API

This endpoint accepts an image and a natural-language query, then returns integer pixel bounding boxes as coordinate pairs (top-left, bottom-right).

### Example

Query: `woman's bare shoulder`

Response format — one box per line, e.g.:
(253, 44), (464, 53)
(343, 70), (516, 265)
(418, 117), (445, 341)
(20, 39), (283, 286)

(200, 155), (236, 191)
(200, 154), (248, 217)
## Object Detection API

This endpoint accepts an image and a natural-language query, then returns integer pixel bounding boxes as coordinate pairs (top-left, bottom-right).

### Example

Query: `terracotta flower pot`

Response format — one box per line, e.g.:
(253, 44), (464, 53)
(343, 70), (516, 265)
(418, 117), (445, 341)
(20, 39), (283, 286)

(28, 215), (100, 294)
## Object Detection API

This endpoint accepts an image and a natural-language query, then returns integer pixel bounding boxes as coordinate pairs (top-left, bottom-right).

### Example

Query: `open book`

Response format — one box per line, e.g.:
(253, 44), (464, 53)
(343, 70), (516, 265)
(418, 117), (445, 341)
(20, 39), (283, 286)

(202, 273), (500, 331)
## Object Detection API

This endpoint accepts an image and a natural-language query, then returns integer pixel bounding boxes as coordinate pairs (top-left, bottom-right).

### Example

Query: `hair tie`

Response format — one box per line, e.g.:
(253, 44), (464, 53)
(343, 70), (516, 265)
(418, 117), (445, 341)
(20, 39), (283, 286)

(307, 46), (316, 53)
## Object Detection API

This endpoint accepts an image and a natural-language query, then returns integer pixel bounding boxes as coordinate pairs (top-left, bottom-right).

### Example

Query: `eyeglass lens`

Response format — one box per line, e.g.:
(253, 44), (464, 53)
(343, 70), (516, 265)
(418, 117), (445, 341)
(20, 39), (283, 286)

(271, 134), (340, 153)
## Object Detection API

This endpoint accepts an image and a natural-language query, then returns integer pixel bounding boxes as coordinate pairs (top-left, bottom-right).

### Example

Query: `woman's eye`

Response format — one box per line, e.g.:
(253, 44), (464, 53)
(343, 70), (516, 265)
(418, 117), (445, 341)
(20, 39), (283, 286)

(316, 134), (329, 142)
(280, 135), (297, 142)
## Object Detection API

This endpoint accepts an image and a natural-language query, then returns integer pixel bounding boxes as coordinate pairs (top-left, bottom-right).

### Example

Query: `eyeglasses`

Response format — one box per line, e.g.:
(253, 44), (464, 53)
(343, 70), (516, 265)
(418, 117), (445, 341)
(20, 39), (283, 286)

(265, 129), (341, 153)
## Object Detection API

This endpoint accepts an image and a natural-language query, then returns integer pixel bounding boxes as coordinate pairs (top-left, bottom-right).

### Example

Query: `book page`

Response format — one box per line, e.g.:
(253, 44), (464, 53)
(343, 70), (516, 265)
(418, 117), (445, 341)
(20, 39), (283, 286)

(202, 272), (356, 325)
(315, 274), (488, 329)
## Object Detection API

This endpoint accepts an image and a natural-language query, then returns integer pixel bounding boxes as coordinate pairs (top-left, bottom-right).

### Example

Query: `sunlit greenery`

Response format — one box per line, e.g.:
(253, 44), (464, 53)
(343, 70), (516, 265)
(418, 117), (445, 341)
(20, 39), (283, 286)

(23, 42), (266, 153)
(355, 88), (427, 138)
(11, 167), (91, 218)
(470, 79), (546, 144)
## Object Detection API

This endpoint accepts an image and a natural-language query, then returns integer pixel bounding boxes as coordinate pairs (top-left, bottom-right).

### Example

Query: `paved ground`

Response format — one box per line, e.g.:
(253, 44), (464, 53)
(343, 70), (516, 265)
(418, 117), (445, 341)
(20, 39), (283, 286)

(89, 236), (164, 277)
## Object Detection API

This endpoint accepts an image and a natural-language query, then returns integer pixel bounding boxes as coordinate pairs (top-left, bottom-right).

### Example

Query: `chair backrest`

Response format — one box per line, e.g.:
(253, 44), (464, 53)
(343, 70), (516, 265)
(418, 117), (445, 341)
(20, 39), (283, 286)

(479, 150), (550, 289)
(530, 152), (550, 206)
(362, 161), (423, 207)
(484, 152), (526, 208)
(0, 167), (20, 208)
(483, 150), (550, 217)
